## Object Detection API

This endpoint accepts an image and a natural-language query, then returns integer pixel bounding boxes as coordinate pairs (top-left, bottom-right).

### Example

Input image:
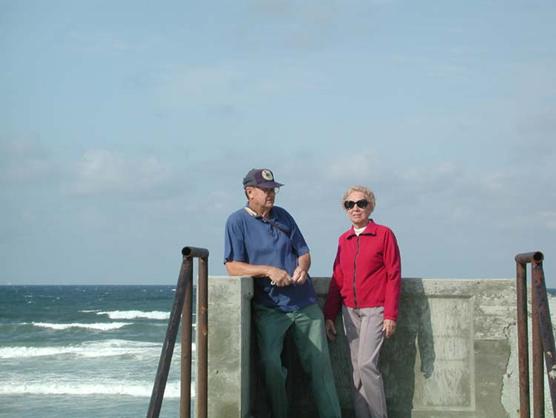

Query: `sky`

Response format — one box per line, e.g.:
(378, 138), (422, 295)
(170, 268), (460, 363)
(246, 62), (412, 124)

(1, 0), (555, 286)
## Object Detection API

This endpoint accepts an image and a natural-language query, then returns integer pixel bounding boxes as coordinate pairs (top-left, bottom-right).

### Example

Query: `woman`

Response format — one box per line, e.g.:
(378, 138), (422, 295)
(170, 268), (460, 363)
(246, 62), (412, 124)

(324, 185), (401, 418)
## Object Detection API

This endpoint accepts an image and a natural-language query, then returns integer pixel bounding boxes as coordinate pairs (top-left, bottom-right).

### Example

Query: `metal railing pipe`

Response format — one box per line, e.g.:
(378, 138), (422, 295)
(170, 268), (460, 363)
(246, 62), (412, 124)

(516, 252), (544, 265)
(196, 256), (209, 418)
(182, 246), (210, 258)
(532, 259), (556, 415)
(516, 259), (530, 418)
(180, 261), (194, 418)
(148, 256), (193, 418)
(147, 246), (209, 418)
(532, 271), (544, 418)
(515, 251), (556, 418)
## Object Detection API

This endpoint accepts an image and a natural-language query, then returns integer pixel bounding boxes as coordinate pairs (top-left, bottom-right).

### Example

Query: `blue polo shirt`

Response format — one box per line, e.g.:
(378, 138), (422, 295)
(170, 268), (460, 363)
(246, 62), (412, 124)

(224, 205), (317, 312)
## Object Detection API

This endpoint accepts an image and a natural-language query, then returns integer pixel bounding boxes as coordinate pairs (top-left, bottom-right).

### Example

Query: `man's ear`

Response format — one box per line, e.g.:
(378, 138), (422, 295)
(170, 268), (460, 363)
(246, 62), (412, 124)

(244, 187), (252, 200)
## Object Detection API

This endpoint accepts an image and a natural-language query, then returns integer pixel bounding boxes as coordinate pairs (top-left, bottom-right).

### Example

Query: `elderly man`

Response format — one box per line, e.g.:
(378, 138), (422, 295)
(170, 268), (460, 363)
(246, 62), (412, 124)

(224, 168), (341, 418)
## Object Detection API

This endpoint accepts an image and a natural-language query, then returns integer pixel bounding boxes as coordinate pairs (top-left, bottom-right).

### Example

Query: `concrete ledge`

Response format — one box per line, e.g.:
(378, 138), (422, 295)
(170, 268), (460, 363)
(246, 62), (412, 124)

(208, 277), (519, 418)
(207, 276), (253, 418)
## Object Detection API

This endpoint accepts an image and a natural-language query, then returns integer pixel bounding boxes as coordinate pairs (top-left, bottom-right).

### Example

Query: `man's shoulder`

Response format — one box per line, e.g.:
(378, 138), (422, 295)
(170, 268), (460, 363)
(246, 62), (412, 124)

(271, 205), (289, 216)
(272, 206), (296, 221)
(226, 208), (249, 224)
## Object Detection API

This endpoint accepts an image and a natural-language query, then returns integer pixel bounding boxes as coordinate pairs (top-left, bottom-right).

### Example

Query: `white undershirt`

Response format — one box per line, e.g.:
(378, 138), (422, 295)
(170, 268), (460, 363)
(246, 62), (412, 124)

(353, 226), (366, 236)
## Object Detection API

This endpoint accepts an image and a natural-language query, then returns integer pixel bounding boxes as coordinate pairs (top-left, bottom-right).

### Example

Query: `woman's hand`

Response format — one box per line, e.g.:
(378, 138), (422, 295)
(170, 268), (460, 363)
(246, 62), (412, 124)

(383, 319), (396, 338)
(325, 319), (337, 341)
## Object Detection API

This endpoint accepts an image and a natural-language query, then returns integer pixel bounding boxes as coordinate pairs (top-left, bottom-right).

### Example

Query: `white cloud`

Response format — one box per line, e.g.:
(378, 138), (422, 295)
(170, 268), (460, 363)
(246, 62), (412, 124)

(0, 139), (55, 185)
(69, 149), (172, 197)
(324, 151), (381, 182)
(157, 63), (329, 112)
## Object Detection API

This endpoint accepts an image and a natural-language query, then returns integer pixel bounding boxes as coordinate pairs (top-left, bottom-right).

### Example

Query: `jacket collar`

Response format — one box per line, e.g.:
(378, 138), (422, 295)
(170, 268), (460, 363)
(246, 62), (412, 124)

(346, 219), (377, 239)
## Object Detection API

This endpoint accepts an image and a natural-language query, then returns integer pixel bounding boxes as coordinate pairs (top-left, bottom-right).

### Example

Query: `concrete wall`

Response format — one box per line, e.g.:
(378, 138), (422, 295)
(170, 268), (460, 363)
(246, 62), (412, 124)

(208, 277), (519, 418)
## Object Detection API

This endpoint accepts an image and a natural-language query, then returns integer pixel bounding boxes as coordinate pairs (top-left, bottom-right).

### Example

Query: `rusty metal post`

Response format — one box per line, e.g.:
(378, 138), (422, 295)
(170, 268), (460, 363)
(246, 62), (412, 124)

(515, 251), (553, 418)
(147, 246), (209, 418)
(516, 257), (531, 418)
(181, 246), (209, 418)
(196, 255), (209, 418)
(180, 260), (193, 418)
(532, 258), (556, 415)
(532, 273), (544, 418)
(148, 256), (193, 418)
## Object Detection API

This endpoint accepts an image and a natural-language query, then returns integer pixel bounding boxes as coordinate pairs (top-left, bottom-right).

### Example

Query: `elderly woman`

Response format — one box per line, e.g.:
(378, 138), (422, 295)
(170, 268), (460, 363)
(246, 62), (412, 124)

(324, 185), (401, 418)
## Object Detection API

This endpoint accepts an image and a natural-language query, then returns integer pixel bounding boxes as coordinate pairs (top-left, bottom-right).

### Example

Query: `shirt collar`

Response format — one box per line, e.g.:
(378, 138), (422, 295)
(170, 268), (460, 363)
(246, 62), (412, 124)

(244, 206), (258, 217)
(244, 206), (273, 220)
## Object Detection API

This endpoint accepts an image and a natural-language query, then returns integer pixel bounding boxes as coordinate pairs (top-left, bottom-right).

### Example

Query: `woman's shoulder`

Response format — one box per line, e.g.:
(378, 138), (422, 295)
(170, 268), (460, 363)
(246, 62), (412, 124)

(370, 220), (397, 237)
(338, 226), (354, 241)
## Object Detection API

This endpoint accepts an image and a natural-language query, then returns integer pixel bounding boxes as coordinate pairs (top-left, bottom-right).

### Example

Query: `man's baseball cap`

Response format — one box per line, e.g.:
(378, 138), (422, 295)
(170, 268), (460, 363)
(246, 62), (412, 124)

(242, 168), (284, 188)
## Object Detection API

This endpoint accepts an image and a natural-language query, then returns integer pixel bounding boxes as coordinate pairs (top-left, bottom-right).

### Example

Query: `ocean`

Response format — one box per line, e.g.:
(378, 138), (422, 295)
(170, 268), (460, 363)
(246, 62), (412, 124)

(1, 285), (556, 418)
(0, 285), (190, 418)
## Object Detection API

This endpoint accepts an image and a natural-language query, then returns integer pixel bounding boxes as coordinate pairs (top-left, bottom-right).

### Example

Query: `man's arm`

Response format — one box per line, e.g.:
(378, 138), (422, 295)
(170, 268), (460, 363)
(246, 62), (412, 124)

(291, 252), (310, 284)
(225, 260), (292, 287)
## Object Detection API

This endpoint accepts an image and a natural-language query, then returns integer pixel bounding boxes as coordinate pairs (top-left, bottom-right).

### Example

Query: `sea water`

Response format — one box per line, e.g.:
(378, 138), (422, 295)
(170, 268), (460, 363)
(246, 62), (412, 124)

(2, 285), (556, 417)
(0, 285), (191, 418)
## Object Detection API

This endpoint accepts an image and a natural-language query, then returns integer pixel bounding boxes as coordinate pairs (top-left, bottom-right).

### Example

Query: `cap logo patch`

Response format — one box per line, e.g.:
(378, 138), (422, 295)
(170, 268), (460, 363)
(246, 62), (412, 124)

(261, 169), (273, 181)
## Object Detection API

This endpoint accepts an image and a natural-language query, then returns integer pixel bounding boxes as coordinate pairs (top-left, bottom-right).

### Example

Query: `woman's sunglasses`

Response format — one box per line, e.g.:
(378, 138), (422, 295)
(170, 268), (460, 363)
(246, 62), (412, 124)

(344, 199), (369, 210)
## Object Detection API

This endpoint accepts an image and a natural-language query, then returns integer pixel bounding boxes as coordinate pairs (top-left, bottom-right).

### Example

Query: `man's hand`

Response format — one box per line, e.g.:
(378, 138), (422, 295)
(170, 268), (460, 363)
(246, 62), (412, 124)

(383, 319), (396, 338)
(325, 319), (337, 341)
(291, 266), (307, 285)
(267, 266), (292, 287)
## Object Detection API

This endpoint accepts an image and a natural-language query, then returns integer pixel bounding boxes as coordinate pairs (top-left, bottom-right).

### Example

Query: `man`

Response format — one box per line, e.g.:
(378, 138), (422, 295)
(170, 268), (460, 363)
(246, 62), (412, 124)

(224, 168), (342, 418)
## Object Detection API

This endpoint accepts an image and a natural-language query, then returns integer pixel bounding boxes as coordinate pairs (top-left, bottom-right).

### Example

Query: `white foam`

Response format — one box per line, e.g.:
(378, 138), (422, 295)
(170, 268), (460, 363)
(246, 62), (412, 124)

(0, 379), (190, 398)
(31, 322), (131, 331)
(0, 339), (167, 359)
(97, 310), (170, 320)
(550, 293), (556, 329)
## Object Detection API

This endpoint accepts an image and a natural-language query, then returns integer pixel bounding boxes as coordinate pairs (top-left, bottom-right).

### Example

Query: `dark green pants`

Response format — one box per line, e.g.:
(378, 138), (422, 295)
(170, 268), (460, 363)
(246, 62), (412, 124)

(253, 303), (342, 418)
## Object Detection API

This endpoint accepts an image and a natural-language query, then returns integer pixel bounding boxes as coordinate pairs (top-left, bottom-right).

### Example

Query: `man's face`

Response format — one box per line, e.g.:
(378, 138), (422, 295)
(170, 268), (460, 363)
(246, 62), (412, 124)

(246, 186), (277, 211)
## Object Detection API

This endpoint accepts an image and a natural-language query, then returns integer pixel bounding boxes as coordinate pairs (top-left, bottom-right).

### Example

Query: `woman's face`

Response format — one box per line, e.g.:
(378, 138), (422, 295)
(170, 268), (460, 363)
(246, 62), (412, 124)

(345, 191), (373, 227)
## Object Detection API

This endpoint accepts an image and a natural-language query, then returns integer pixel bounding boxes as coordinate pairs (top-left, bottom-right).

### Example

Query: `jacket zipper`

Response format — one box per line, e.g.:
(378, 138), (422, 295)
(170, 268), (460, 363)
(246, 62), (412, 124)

(353, 235), (360, 308)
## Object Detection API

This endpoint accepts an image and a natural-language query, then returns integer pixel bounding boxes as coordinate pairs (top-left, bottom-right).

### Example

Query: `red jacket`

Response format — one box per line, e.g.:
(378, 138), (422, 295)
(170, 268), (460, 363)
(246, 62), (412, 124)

(323, 220), (401, 321)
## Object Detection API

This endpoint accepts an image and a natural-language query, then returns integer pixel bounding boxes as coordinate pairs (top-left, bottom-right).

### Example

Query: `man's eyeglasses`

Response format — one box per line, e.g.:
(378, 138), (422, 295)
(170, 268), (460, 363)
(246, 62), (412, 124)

(257, 187), (279, 195)
(344, 199), (369, 210)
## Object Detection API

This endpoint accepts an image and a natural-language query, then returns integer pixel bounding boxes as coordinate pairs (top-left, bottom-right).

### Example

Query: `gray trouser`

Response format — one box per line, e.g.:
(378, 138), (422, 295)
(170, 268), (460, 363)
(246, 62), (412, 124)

(342, 306), (387, 418)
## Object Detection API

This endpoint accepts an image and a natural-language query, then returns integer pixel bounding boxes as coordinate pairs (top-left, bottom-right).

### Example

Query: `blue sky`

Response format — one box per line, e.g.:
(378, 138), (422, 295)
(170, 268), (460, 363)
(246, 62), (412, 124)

(1, 0), (555, 286)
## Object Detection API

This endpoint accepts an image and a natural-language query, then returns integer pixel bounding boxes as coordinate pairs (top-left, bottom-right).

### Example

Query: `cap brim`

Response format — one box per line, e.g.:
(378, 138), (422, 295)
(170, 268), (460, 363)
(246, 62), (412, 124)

(254, 181), (284, 188)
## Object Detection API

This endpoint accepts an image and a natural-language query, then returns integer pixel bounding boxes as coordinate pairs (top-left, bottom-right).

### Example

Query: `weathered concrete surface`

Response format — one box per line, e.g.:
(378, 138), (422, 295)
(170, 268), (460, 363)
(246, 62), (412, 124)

(207, 276), (253, 418)
(208, 277), (519, 418)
